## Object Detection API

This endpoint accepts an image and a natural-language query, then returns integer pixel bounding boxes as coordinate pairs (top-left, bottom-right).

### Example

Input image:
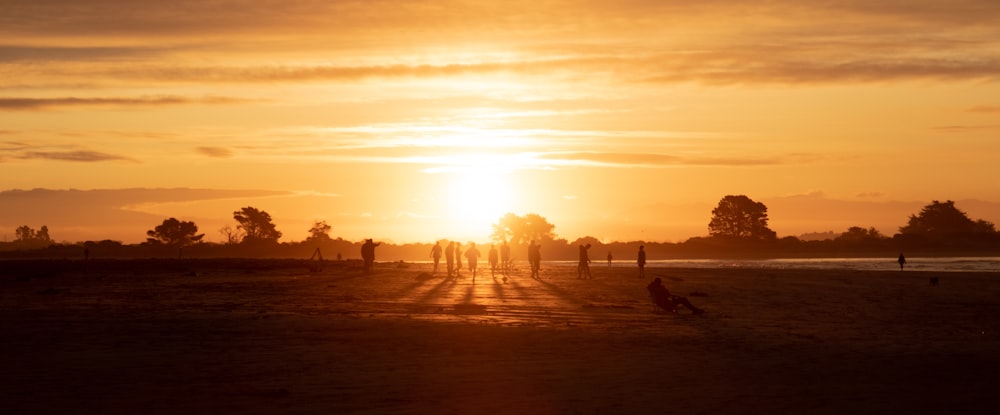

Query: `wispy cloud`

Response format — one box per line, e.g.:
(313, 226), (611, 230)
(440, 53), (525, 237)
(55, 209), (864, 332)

(196, 146), (233, 158)
(17, 151), (137, 163)
(968, 105), (1000, 114)
(0, 96), (256, 111)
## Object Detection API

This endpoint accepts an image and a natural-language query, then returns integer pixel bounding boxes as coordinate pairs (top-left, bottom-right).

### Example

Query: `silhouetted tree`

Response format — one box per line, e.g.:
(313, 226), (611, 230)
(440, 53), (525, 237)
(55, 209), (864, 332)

(14, 225), (52, 244)
(233, 206), (282, 243)
(146, 218), (205, 246)
(491, 213), (556, 245)
(306, 220), (332, 242)
(219, 225), (243, 245)
(708, 195), (776, 239)
(836, 226), (886, 242)
(899, 200), (996, 236)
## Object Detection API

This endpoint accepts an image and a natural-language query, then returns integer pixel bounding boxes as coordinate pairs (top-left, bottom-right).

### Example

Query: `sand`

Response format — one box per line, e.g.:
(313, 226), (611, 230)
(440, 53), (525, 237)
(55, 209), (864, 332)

(3, 259), (999, 414)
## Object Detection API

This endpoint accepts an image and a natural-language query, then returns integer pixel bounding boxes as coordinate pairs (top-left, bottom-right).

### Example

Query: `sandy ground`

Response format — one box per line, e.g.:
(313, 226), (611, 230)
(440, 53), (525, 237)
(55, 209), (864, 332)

(3, 259), (999, 414)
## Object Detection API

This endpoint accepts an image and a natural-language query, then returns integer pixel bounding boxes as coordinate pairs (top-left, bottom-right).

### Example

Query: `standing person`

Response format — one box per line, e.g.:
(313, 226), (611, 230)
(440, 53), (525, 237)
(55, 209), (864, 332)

(430, 241), (443, 274)
(488, 244), (499, 279)
(500, 240), (511, 274)
(897, 253), (906, 271)
(637, 245), (647, 278)
(528, 240), (541, 280)
(607, 251), (613, 268)
(577, 243), (592, 279)
(445, 241), (455, 278)
(454, 242), (463, 277)
(361, 239), (381, 274)
(465, 242), (481, 283)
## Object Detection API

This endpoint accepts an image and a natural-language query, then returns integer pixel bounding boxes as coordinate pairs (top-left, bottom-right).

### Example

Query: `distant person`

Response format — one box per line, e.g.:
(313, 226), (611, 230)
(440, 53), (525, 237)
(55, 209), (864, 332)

(607, 251), (613, 268)
(84, 246), (89, 260)
(488, 244), (499, 279)
(898, 253), (906, 271)
(577, 243), (592, 279)
(430, 241), (443, 274)
(454, 242), (463, 277)
(500, 240), (511, 274)
(528, 240), (541, 279)
(647, 277), (704, 315)
(445, 241), (455, 278)
(637, 245), (647, 278)
(361, 239), (381, 274)
(465, 243), (481, 282)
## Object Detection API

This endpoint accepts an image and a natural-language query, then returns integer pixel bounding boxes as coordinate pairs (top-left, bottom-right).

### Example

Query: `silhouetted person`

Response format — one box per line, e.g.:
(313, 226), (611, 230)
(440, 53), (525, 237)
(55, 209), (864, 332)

(488, 244), (499, 279)
(647, 277), (704, 315)
(528, 240), (541, 279)
(431, 242), (443, 274)
(607, 251), (612, 268)
(577, 243), (592, 279)
(361, 239), (381, 274)
(445, 241), (455, 278)
(466, 242), (481, 282)
(898, 253), (906, 271)
(637, 245), (647, 278)
(500, 240), (511, 274)
(455, 242), (463, 277)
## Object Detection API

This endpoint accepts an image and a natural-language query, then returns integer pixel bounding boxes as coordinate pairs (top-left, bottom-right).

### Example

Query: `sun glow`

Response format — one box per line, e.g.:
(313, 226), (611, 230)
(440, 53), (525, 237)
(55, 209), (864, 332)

(444, 167), (517, 239)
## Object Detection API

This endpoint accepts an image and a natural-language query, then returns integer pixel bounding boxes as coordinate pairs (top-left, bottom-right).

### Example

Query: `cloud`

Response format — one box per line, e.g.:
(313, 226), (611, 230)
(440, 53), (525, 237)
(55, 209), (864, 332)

(16, 150), (137, 163)
(0, 45), (173, 62)
(0, 96), (256, 111)
(196, 147), (233, 158)
(967, 105), (1000, 114)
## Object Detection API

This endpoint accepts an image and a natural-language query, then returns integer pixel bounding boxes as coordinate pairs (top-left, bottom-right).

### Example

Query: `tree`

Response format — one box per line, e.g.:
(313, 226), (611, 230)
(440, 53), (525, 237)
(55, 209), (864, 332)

(491, 213), (556, 245)
(233, 206), (282, 243)
(146, 218), (205, 246)
(306, 220), (332, 242)
(836, 226), (886, 242)
(14, 225), (52, 243)
(900, 200), (996, 236)
(708, 195), (776, 239)
(219, 225), (243, 245)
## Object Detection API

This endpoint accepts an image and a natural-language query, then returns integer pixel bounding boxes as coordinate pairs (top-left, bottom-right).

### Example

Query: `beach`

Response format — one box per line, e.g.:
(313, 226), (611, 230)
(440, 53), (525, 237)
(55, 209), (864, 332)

(3, 259), (999, 414)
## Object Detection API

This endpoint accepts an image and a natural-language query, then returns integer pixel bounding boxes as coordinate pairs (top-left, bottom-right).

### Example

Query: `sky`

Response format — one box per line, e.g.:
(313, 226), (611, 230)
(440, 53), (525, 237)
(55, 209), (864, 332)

(2, 0), (1000, 244)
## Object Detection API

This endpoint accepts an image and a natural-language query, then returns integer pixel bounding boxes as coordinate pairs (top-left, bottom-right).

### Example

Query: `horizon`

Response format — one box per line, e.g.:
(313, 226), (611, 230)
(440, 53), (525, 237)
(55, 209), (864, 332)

(3, 2), (1000, 244)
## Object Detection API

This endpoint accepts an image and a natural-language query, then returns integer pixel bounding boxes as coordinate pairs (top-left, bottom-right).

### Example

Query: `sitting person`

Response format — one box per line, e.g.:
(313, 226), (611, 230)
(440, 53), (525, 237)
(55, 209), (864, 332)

(646, 277), (705, 315)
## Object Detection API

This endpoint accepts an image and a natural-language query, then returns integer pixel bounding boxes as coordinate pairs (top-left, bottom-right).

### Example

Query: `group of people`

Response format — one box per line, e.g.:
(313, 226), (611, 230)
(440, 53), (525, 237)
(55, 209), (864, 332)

(429, 240), (516, 282)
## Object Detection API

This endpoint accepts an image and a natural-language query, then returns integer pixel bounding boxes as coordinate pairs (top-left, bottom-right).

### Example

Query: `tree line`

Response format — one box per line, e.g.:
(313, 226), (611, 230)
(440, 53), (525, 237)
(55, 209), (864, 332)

(3, 197), (998, 260)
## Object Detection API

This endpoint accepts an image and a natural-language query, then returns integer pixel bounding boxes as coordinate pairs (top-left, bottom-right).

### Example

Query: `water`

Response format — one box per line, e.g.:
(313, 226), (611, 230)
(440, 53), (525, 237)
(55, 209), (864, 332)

(553, 257), (1000, 273)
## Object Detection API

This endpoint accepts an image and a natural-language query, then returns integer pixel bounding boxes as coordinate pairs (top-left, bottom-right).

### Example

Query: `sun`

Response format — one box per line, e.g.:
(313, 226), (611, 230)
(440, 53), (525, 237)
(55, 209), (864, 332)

(445, 168), (516, 240)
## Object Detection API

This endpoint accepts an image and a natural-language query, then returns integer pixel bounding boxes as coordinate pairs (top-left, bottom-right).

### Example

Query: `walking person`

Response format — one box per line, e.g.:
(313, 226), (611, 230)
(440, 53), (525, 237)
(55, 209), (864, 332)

(577, 243), (592, 279)
(637, 245), (647, 278)
(528, 240), (541, 280)
(445, 241), (455, 278)
(430, 241), (443, 274)
(489, 244), (499, 280)
(466, 242), (481, 283)
(454, 242), (463, 277)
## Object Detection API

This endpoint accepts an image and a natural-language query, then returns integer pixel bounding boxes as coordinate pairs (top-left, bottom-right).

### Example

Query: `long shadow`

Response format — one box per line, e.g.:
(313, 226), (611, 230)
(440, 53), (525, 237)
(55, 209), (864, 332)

(415, 274), (462, 304)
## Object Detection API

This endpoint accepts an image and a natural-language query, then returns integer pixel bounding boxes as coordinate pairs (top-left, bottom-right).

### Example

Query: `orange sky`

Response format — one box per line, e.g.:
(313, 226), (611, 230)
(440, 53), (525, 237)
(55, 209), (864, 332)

(2, 1), (1000, 244)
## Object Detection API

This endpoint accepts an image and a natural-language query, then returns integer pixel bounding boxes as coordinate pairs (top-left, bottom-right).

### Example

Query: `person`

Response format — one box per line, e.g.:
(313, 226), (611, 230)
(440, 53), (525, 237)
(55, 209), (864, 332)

(465, 242), (481, 282)
(445, 241), (455, 278)
(361, 239), (381, 274)
(454, 242), (463, 277)
(577, 243), (592, 279)
(528, 240), (541, 279)
(488, 244), (499, 279)
(647, 277), (704, 315)
(897, 253), (906, 271)
(607, 251), (613, 268)
(430, 241), (443, 274)
(637, 245), (647, 278)
(500, 240), (511, 274)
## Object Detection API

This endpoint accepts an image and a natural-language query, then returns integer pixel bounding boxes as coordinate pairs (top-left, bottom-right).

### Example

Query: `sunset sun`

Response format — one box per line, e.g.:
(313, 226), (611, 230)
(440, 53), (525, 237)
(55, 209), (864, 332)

(444, 167), (517, 239)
